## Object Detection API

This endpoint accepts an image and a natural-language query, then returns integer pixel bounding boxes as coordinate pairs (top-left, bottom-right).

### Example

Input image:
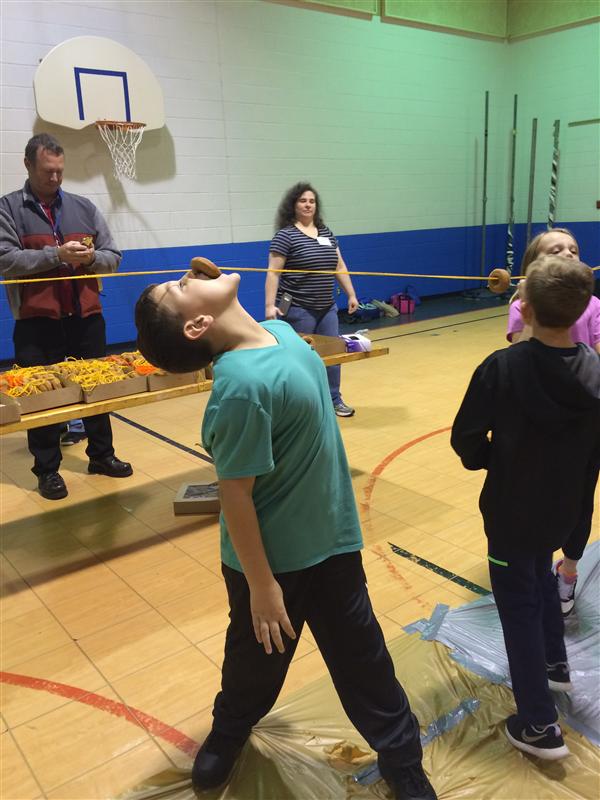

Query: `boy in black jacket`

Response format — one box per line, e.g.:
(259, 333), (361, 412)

(451, 256), (600, 760)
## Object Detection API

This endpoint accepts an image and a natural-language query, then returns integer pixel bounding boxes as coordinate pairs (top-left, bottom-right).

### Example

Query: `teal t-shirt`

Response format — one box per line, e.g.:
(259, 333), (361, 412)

(201, 320), (363, 573)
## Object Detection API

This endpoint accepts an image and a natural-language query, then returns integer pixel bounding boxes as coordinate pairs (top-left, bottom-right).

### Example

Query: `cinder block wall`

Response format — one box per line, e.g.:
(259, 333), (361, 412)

(1, 1), (598, 358)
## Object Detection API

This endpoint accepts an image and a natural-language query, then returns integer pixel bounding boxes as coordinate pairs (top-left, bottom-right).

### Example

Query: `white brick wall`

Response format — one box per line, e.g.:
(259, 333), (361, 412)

(1, 0), (597, 252)
(510, 24), (600, 225)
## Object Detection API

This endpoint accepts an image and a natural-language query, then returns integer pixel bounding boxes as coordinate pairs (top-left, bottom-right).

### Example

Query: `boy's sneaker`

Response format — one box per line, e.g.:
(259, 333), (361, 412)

(60, 430), (87, 446)
(552, 560), (577, 616)
(191, 729), (245, 790)
(334, 400), (355, 417)
(378, 758), (437, 800)
(505, 715), (569, 760)
(546, 661), (573, 692)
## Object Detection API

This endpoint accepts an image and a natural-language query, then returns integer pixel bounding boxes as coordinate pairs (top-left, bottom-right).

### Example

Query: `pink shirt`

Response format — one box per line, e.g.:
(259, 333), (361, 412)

(507, 295), (600, 346)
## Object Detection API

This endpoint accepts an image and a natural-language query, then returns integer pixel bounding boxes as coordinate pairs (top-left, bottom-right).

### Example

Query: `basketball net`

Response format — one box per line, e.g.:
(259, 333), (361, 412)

(95, 121), (145, 180)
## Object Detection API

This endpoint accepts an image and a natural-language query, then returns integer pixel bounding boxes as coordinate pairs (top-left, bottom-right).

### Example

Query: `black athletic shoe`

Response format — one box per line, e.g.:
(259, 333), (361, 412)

(38, 471), (68, 500)
(191, 730), (245, 790)
(505, 714), (569, 760)
(60, 430), (87, 446)
(546, 661), (573, 692)
(88, 456), (133, 478)
(378, 758), (437, 800)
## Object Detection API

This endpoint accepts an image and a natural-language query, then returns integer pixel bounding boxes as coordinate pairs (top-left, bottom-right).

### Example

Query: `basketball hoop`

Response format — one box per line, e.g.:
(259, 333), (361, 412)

(95, 120), (146, 180)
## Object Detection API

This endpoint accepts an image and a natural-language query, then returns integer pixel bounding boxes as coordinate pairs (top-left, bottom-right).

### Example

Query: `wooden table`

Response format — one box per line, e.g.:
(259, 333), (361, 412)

(0, 345), (388, 435)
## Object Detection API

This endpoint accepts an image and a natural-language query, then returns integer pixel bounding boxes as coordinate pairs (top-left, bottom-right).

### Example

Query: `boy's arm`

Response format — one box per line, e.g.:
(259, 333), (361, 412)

(220, 476), (296, 654)
(450, 363), (495, 470)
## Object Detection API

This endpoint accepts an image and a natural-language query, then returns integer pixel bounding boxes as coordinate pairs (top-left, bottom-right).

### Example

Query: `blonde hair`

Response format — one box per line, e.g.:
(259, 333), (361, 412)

(510, 228), (579, 304)
(523, 255), (593, 328)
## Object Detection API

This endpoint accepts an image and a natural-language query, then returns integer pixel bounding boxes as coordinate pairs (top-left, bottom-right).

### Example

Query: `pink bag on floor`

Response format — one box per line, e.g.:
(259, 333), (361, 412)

(390, 293), (415, 314)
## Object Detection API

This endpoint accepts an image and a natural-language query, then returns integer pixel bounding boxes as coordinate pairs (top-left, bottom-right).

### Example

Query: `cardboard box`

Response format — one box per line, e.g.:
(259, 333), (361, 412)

(12, 378), (82, 415)
(147, 370), (202, 392)
(81, 373), (148, 403)
(302, 333), (346, 357)
(0, 393), (20, 425)
(173, 482), (220, 515)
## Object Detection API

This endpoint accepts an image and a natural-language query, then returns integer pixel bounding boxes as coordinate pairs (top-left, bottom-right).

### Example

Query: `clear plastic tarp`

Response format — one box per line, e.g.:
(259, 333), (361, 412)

(120, 567), (600, 800)
(406, 540), (600, 746)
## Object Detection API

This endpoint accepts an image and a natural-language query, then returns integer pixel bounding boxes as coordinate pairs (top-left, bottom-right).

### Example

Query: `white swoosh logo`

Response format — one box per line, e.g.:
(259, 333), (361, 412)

(522, 729), (550, 743)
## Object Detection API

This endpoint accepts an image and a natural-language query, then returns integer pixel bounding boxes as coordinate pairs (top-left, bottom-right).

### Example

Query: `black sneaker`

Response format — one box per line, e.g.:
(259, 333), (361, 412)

(546, 661), (573, 692)
(191, 730), (246, 790)
(38, 471), (68, 500)
(378, 758), (437, 800)
(505, 714), (569, 760)
(60, 430), (87, 446)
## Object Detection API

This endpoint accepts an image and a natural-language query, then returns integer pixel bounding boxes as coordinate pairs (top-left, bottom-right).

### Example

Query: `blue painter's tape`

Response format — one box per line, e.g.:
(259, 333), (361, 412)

(353, 699), (481, 786)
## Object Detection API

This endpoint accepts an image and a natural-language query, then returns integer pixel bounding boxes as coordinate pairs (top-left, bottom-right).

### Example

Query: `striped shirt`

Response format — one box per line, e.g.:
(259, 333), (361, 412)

(270, 225), (339, 311)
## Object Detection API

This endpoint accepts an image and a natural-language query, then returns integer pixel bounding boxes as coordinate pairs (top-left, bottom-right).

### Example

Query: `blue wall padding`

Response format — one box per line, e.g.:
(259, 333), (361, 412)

(1, 221), (598, 361)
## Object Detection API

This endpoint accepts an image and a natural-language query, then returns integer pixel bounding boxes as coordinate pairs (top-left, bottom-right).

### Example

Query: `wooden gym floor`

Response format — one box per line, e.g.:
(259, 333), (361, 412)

(1, 306), (597, 799)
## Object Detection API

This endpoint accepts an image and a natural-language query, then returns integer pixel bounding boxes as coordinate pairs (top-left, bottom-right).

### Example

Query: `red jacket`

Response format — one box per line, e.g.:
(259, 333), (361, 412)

(0, 183), (121, 320)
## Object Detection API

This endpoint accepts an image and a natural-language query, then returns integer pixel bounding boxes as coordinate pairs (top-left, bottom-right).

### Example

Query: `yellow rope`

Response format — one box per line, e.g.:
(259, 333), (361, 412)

(0, 264), (597, 286)
(0, 266), (522, 284)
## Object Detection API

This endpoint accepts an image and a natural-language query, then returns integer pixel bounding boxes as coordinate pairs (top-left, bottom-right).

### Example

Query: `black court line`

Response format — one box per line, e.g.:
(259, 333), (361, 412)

(110, 411), (214, 464)
(371, 313), (507, 344)
(389, 542), (490, 596)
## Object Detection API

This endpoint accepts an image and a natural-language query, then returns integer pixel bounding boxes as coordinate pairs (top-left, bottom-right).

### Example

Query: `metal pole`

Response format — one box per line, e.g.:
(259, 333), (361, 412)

(526, 118), (537, 245)
(480, 90), (489, 278)
(548, 119), (560, 229)
(506, 94), (517, 275)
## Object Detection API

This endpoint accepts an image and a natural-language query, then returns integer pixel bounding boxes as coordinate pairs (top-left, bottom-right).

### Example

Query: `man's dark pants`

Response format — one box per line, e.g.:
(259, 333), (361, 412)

(213, 551), (423, 767)
(13, 314), (114, 475)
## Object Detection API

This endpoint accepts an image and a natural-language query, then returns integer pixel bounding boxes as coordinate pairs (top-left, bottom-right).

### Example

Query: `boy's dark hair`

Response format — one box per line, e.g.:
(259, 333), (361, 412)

(25, 133), (64, 163)
(135, 285), (214, 373)
(524, 256), (593, 329)
(275, 182), (324, 230)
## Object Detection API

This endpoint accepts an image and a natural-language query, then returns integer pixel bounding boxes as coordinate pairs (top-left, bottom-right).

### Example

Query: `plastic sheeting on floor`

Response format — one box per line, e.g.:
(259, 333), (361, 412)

(119, 634), (599, 800)
(406, 540), (600, 746)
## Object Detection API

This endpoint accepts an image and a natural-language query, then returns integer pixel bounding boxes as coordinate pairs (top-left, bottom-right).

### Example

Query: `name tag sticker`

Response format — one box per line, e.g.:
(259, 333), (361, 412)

(317, 236), (332, 247)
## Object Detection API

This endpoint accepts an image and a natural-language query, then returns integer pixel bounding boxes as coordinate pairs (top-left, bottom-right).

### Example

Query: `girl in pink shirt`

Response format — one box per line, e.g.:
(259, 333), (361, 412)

(507, 229), (600, 352)
(507, 228), (600, 617)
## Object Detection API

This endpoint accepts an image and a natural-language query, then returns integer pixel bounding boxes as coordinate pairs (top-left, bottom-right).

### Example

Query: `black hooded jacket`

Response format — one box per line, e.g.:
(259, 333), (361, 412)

(451, 339), (600, 553)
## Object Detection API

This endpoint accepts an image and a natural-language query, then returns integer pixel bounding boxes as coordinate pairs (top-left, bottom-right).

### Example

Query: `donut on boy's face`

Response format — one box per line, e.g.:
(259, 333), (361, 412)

(188, 257), (221, 280)
(151, 271), (240, 324)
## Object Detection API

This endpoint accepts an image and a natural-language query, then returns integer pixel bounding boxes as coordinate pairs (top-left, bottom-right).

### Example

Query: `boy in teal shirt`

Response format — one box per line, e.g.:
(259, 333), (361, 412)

(135, 269), (436, 800)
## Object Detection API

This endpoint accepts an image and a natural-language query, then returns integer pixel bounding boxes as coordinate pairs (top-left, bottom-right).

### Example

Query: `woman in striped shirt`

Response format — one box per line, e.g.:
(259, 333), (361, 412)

(265, 182), (359, 417)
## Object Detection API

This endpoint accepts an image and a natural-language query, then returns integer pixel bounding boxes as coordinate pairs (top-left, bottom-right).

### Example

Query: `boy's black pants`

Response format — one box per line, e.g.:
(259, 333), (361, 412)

(13, 315), (114, 475)
(213, 551), (423, 766)
(488, 548), (566, 726)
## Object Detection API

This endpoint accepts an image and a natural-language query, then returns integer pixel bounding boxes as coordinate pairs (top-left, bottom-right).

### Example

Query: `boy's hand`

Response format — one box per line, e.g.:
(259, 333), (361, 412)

(250, 580), (296, 655)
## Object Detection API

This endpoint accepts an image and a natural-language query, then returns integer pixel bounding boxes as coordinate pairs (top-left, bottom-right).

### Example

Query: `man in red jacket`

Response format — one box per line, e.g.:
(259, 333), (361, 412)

(0, 133), (132, 499)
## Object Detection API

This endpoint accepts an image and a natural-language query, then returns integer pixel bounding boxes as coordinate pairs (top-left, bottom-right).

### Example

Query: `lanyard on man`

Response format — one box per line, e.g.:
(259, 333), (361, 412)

(34, 188), (81, 316)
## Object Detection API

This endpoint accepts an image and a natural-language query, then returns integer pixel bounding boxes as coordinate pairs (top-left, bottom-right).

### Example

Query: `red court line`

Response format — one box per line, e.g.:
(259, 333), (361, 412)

(0, 671), (198, 756)
(360, 427), (451, 515)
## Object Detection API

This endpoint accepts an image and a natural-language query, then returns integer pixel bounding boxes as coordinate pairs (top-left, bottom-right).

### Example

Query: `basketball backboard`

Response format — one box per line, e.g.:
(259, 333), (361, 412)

(33, 36), (165, 130)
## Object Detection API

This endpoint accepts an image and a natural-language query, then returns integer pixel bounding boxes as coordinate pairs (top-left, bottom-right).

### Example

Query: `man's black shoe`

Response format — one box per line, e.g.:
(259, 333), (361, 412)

(38, 471), (68, 500)
(88, 456), (133, 478)
(191, 730), (245, 790)
(378, 758), (437, 800)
